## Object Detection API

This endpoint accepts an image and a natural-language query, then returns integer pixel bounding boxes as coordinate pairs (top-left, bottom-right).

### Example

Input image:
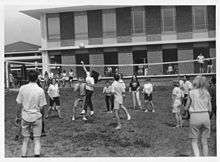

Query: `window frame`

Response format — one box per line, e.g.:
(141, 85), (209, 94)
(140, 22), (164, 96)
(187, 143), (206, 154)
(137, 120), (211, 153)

(192, 6), (207, 31)
(46, 14), (61, 41)
(132, 7), (145, 35)
(161, 6), (176, 33)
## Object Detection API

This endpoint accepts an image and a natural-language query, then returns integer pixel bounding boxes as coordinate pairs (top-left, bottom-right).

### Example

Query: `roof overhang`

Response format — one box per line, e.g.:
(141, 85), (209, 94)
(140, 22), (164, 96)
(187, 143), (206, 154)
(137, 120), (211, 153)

(20, 5), (130, 20)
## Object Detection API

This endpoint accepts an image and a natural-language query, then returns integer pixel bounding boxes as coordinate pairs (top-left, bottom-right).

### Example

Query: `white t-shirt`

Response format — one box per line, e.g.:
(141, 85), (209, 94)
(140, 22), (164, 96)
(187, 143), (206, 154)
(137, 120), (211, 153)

(103, 86), (112, 96)
(172, 87), (184, 101)
(85, 72), (94, 91)
(49, 72), (54, 78)
(69, 71), (74, 77)
(143, 83), (153, 94)
(183, 81), (193, 94)
(111, 81), (125, 104)
(16, 82), (47, 122)
(179, 80), (184, 88)
(197, 55), (205, 64)
(119, 79), (126, 90)
(168, 66), (173, 72)
(47, 84), (60, 98)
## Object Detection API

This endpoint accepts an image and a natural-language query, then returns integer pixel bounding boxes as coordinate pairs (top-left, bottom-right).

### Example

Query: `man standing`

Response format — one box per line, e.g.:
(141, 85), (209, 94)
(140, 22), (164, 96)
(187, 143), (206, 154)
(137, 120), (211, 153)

(16, 70), (47, 157)
(197, 53), (205, 73)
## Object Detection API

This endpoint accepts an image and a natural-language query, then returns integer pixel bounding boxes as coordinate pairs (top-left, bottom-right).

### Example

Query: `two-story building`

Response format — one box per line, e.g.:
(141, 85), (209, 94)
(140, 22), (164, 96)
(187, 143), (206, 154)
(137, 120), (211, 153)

(21, 5), (216, 78)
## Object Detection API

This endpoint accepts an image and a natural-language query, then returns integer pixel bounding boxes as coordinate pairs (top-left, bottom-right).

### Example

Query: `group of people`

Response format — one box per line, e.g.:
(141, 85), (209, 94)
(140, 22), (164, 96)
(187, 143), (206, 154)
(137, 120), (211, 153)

(14, 60), (216, 157)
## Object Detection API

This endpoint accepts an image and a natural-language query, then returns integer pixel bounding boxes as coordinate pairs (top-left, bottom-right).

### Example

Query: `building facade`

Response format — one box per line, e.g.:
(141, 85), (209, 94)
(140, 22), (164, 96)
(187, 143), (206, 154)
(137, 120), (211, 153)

(5, 41), (42, 87)
(22, 5), (216, 77)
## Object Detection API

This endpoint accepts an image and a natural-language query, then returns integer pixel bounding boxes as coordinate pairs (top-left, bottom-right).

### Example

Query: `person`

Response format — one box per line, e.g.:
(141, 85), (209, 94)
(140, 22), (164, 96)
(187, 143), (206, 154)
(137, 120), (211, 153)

(69, 69), (74, 87)
(46, 78), (62, 119)
(167, 64), (173, 75)
(80, 61), (95, 121)
(129, 75), (142, 110)
(16, 70), (47, 157)
(144, 66), (149, 76)
(197, 53), (205, 73)
(9, 73), (15, 88)
(207, 60), (213, 73)
(44, 71), (49, 91)
(112, 73), (131, 130)
(72, 77), (86, 121)
(103, 81), (114, 113)
(185, 76), (212, 156)
(172, 81), (184, 128)
(49, 71), (54, 79)
(143, 77), (155, 112)
(209, 76), (216, 119)
(61, 70), (68, 87)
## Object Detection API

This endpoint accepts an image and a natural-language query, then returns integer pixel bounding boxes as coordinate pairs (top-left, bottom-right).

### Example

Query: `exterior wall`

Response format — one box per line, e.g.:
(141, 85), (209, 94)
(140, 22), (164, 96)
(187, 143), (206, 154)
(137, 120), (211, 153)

(147, 45), (163, 75)
(89, 49), (104, 76)
(118, 47), (133, 75)
(61, 50), (76, 74)
(177, 43), (194, 74)
(209, 41), (216, 72)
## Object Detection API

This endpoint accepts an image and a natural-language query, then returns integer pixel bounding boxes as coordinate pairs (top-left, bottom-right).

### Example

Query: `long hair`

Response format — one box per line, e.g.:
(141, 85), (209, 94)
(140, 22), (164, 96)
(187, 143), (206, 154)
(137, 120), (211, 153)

(193, 75), (208, 98)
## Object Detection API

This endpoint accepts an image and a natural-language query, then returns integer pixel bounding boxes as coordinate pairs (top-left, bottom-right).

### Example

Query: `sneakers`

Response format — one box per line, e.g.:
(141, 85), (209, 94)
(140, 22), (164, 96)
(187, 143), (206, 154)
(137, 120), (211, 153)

(82, 116), (88, 121)
(127, 114), (131, 121)
(80, 110), (86, 114)
(144, 109), (149, 112)
(152, 109), (155, 113)
(90, 111), (94, 115)
(72, 116), (75, 121)
(115, 125), (121, 130)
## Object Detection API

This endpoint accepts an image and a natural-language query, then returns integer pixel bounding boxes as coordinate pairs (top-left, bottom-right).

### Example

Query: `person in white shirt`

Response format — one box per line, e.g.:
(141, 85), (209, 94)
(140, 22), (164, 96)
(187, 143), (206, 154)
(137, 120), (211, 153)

(197, 53), (205, 73)
(69, 69), (74, 87)
(80, 61), (95, 121)
(185, 76), (212, 156)
(16, 70), (47, 157)
(172, 81), (184, 128)
(49, 71), (54, 79)
(46, 78), (62, 119)
(142, 77), (155, 112)
(112, 73), (131, 130)
(61, 70), (69, 87)
(167, 64), (173, 75)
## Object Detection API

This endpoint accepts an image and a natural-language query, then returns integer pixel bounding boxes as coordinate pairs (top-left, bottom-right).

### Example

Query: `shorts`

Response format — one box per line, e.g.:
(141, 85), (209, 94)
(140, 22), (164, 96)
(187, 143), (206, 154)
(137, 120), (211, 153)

(49, 97), (60, 106)
(144, 93), (152, 101)
(189, 112), (210, 139)
(62, 77), (69, 81)
(21, 118), (42, 137)
(172, 100), (181, 113)
(74, 96), (85, 107)
(114, 100), (123, 110)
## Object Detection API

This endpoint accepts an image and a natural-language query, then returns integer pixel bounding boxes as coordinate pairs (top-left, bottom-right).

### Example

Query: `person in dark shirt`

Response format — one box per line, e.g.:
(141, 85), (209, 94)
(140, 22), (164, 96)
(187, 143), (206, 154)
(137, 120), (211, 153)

(129, 75), (142, 110)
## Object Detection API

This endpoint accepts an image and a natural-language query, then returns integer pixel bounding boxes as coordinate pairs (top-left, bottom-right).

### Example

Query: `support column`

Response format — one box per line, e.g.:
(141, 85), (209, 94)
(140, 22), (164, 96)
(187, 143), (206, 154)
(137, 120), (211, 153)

(177, 43), (194, 74)
(118, 47), (133, 76)
(147, 45), (163, 75)
(42, 51), (50, 75)
(5, 61), (9, 89)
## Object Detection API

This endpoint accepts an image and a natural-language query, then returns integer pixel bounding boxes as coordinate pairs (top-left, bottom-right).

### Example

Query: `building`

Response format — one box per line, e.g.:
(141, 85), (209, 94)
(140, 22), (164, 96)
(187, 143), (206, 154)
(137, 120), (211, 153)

(4, 41), (41, 87)
(21, 5), (216, 78)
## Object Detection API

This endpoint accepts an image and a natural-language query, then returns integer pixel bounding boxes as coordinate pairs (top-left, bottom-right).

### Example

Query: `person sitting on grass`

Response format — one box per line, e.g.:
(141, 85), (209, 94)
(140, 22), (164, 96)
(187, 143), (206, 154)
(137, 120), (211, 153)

(111, 73), (131, 130)
(72, 77), (86, 121)
(46, 78), (62, 119)
(103, 80), (114, 113)
(172, 81), (184, 128)
(16, 70), (47, 157)
(185, 76), (212, 156)
(142, 77), (155, 112)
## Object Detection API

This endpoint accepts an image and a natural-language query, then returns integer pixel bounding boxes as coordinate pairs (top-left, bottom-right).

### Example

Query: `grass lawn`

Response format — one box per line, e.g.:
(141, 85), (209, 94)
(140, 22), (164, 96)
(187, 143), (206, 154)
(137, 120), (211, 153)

(5, 86), (216, 157)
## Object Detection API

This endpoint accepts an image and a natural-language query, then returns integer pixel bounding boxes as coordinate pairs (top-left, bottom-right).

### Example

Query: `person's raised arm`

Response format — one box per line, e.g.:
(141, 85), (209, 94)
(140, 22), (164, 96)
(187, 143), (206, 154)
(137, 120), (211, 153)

(81, 61), (88, 73)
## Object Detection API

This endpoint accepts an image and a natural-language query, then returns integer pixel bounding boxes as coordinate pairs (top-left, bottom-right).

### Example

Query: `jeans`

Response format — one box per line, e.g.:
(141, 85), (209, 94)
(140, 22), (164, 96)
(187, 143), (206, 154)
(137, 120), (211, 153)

(132, 91), (141, 108)
(105, 95), (114, 111)
(83, 89), (94, 112)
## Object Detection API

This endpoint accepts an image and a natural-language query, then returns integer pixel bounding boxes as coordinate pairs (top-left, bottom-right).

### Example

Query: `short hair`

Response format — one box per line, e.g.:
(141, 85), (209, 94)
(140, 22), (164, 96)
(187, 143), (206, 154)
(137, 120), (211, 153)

(114, 73), (120, 81)
(28, 70), (38, 82)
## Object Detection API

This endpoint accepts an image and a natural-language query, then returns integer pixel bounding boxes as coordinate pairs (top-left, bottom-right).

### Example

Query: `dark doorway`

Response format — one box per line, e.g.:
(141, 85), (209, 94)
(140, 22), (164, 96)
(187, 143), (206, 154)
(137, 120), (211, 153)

(193, 47), (210, 73)
(133, 50), (147, 75)
(162, 49), (178, 74)
(75, 54), (90, 78)
(104, 52), (118, 76)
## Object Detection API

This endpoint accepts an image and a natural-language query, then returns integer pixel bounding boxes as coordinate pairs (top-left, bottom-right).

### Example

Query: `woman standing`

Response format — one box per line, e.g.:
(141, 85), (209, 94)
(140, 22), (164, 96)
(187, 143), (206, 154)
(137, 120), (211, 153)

(129, 75), (142, 110)
(185, 76), (212, 156)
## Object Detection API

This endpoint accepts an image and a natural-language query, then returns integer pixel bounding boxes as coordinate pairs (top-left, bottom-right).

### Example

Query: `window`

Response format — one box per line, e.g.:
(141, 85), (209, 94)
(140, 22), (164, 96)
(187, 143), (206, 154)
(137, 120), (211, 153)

(104, 52), (118, 77)
(162, 49), (178, 74)
(133, 50), (147, 75)
(102, 9), (116, 38)
(47, 14), (60, 40)
(74, 12), (88, 40)
(132, 7), (145, 34)
(193, 6), (207, 30)
(161, 7), (176, 32)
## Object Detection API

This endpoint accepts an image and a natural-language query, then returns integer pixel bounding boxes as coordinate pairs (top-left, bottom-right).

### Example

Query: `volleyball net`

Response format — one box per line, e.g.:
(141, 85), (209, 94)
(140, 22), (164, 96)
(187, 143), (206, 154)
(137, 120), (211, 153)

(5, 57), (216, 88)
